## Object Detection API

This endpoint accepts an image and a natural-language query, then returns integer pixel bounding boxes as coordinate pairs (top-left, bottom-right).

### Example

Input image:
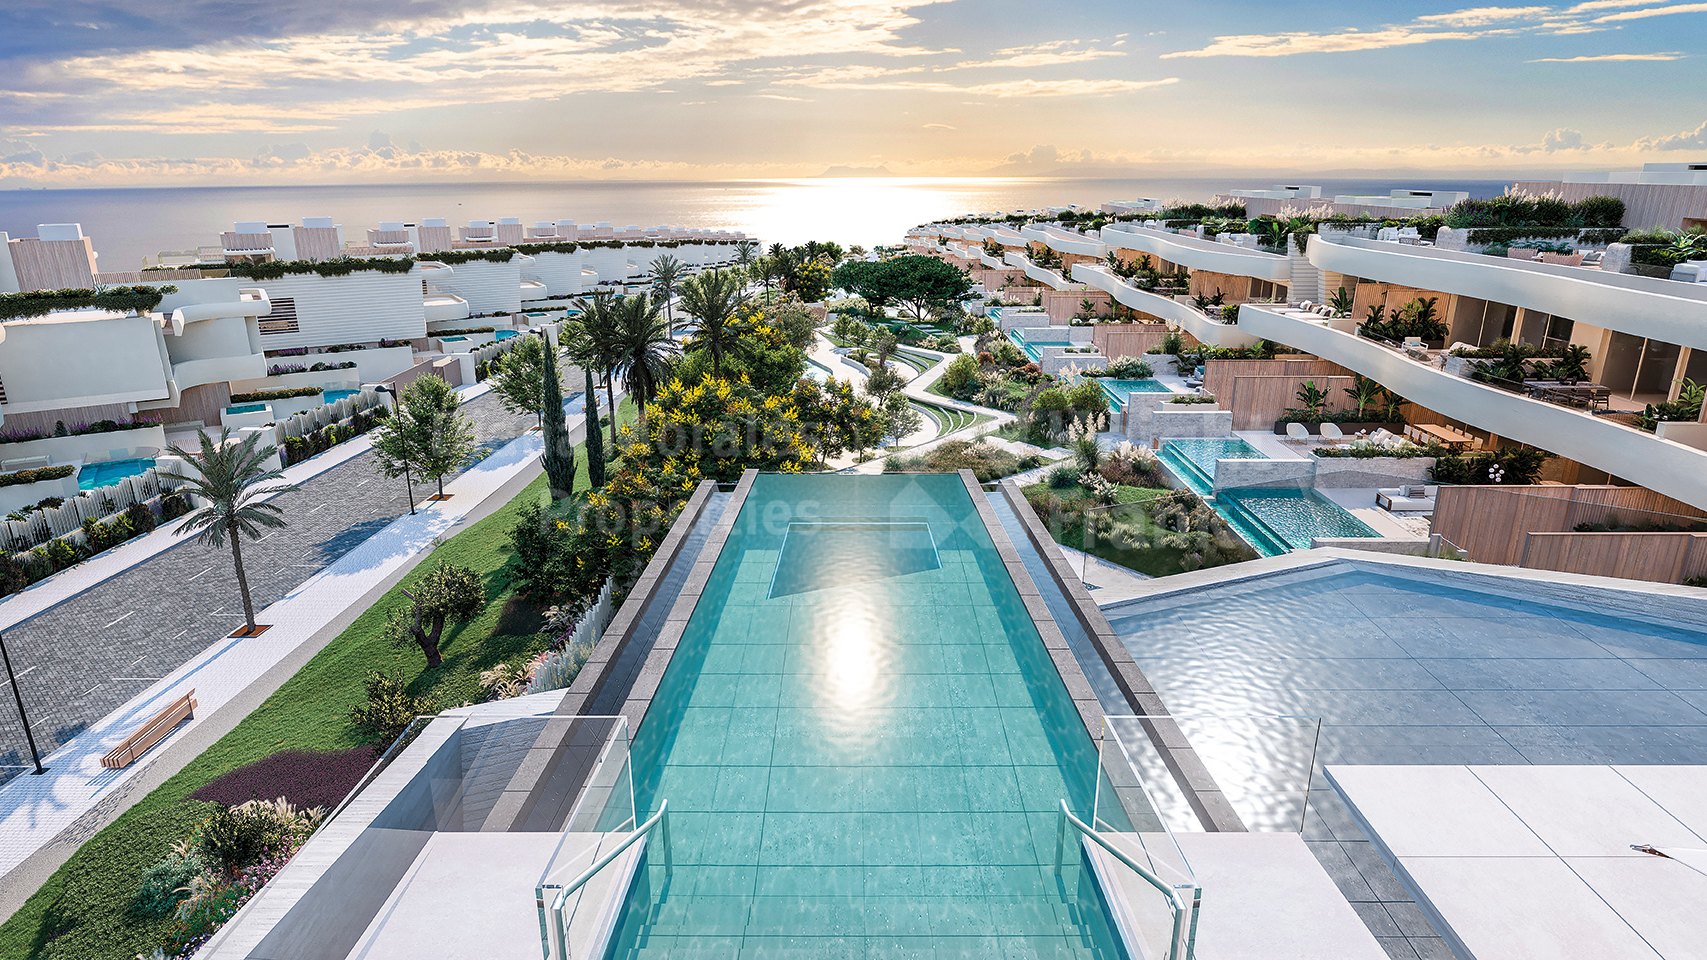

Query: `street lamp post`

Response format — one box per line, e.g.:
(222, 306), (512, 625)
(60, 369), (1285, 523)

(0, 633), (46, 775)
(375, 385), (416, 515)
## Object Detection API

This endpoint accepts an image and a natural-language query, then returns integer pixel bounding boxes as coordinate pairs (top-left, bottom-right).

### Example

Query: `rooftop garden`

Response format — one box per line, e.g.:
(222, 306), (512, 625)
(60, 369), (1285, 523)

(1022, 439), (1256, 576)
(226, 256), (415, 280)
(0, 285), (177, 322)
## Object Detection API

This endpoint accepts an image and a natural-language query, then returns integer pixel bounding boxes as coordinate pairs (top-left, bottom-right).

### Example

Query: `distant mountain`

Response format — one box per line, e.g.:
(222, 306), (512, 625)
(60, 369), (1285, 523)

(818, 165), (894, 178)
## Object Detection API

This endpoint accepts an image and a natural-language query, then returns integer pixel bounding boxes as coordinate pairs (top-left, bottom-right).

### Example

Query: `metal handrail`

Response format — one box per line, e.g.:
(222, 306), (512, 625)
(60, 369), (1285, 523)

(1059, 799), (1196, 960)
(542, 801), (669, 958)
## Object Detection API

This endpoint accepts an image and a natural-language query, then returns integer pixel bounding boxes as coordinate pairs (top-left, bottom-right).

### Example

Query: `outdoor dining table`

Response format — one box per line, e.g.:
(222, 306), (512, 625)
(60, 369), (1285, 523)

(1406, 422), (1479, 450)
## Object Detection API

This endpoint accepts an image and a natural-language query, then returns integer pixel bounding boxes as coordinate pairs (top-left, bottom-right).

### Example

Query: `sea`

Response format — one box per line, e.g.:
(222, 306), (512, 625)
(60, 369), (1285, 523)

(0, 177), (1508, 273)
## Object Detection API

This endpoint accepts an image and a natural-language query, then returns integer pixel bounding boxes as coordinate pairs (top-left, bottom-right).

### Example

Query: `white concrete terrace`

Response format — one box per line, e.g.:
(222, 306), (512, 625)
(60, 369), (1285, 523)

(1102, 224), (1293, 283)
(1237, 303), (1707, 511)
(1309, 232), (1707, 352)
(1073, 263), (1258, 348)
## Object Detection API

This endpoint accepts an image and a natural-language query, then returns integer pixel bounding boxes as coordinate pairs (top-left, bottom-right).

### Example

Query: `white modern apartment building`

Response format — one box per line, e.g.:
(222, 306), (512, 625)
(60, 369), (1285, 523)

(918, 167), (1707, 515)
(0, 215), (747, 469)
(0, 277), (269, 435)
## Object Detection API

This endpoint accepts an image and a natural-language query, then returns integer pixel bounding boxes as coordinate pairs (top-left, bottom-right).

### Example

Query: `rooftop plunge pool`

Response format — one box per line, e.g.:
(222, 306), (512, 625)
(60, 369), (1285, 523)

(609, 473), (1134, 959)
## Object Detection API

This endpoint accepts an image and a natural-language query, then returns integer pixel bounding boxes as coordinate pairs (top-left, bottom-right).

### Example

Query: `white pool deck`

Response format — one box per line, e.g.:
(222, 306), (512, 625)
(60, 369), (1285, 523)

(1329, 764), (1707, 960)
(1090, 830), (1388, 960)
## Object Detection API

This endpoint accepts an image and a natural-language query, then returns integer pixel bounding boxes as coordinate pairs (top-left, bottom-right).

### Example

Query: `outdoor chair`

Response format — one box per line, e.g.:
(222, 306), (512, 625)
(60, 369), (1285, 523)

(1376, 485), (1437, 513)
(1318, 422), (1349, 444)
(1284, 422), (1312, 445)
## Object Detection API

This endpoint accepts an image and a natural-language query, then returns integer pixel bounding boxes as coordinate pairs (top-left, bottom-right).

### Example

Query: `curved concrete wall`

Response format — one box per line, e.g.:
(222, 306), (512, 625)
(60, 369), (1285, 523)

(1309, 234), (1707, 352)
(1102, 225), (1292, 283)
(1073, 264), (1256, 348)
(1237, 305), (1707, 511)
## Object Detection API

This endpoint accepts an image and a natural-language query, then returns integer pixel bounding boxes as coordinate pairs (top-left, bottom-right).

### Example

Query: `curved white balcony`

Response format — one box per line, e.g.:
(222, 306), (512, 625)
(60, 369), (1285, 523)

(165, 287), (272, 335)
(423, 293), (471, 323)
(1238, 304), (1707, 511)
(171, 352), (267, 393)
(416, 261), (454, 281)
(1022, 225), (1107, 259)
(1308, 233), (1707, 351)
(520, 279), (550, 303)
(991, 228), (1028, 249)
(1101, 225), (1292, 283)
(1073, 263), (1256, 348)
(978, 249), (1006, 270)
(1003, 251), (1081, 291)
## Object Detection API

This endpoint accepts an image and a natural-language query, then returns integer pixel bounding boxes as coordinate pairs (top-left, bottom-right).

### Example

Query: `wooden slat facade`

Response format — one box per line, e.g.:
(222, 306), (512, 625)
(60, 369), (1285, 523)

(1204, 358), (1354, 429)
(1519, 532), (1707, 585)
(1092, 323), (1171, 361)
(1432, 484), (1707, 577)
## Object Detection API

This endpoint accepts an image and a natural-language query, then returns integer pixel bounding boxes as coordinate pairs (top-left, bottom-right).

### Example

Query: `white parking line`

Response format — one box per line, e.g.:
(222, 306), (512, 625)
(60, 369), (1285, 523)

(102, 611), (134, 629)
(186, 566), (215, 582)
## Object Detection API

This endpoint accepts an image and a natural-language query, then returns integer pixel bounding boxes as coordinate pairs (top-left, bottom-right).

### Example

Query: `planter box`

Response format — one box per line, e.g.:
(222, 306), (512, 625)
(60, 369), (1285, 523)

(1311, 454), (1437, 489)
(0, 425), (168, 473)
(0, 471), (81, 515)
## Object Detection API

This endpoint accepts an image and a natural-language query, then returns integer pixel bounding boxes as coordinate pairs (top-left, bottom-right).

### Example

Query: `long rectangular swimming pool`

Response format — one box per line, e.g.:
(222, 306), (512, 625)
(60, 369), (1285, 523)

(611, 473), (1129, 959)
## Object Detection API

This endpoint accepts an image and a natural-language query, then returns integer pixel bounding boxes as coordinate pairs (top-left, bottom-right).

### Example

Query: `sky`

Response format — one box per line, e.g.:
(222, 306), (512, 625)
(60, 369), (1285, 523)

(0, 0), (1704, 187)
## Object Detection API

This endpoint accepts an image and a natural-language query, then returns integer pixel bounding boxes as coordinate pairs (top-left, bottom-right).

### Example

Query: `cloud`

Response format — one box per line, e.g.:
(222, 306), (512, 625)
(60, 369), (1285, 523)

(2, 1), (964, 135)
(1540, 127), (1586, 150)
(752, 93), (812, 101)
(1161, 2), (1707, 58)
(1591, 1), (1707, 19)
(922, 122), (956, 130)
(1635, 118), (1707, 150)
(1415, 6), (1553, 26)
(1529, 51), (1686, 59)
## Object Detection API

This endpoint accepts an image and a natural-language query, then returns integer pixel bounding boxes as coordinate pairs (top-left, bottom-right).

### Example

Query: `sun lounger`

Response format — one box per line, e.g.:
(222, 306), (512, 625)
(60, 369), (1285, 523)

(1377, 485), (1437, 513)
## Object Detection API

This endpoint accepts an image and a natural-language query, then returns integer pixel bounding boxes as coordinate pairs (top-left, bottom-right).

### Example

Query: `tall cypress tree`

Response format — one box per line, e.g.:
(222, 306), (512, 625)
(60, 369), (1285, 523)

(539, 333), (575, 500)
(583, 364), (607, 489)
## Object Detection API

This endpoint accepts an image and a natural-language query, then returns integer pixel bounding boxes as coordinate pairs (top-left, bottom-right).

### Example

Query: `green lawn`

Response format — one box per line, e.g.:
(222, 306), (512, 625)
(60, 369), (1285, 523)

(0, 401), (636, 960)
(1021, 482), (1194, 578)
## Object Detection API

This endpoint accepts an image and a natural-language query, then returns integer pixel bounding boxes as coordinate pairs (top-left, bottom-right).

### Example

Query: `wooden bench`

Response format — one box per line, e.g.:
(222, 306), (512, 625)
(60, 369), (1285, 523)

(101, 689), (196, 769)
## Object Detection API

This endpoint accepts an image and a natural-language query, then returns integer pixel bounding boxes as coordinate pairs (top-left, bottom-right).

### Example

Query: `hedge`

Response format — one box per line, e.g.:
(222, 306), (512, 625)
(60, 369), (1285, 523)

(0, 285), (176, 322)
(226, 257), (415, 280)
(1465, 226), (1623, 246)
(229, 387), (323, 403)
(0, 419), (139, 445)
(431, 248), (518, 265)
(0, 464), (75, 488)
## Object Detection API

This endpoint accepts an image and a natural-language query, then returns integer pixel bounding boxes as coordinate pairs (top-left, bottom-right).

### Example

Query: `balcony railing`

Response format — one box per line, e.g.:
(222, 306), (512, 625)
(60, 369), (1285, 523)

(1073, 264), (1257, 348)
(1102, 224), (1292, 282)
(1309, 233), (1707, 352)
(1238, 303), (1707, 511)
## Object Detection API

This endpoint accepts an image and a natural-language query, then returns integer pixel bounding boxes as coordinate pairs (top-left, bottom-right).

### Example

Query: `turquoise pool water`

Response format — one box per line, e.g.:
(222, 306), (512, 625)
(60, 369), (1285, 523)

(226, 401), (268, 415)
(323, 388), (360, 405)
(1095, 378), (1170, 411)
(612, 473), (1129, 960)
(77, 457), (154, 490)
(1156, 437), (1267, 495)
(495, 329), (518, 340)
(1219, 488), (1379, 553)
(1005, 327), (1069, 363)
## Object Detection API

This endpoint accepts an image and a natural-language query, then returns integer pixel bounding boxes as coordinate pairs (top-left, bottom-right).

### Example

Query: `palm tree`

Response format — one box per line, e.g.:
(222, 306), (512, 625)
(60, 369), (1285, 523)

(569, 295), (625, 451)
(678, 269), (749, 377)
(649, 253), (684, 336)
(734, 239), (757, 276)
(610, 292), (679, 418)
(163, 429), (296, 636)
(751, 255), (777, 303)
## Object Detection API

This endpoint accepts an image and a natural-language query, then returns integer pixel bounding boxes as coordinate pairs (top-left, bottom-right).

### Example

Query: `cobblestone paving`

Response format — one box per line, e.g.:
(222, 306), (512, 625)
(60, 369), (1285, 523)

(0, 392), (538, 780)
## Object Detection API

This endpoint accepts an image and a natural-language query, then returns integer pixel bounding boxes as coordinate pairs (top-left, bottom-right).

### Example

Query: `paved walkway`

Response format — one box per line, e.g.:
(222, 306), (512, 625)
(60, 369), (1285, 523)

(0, 388), (536, 778)
(0, 387), (586, 898)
